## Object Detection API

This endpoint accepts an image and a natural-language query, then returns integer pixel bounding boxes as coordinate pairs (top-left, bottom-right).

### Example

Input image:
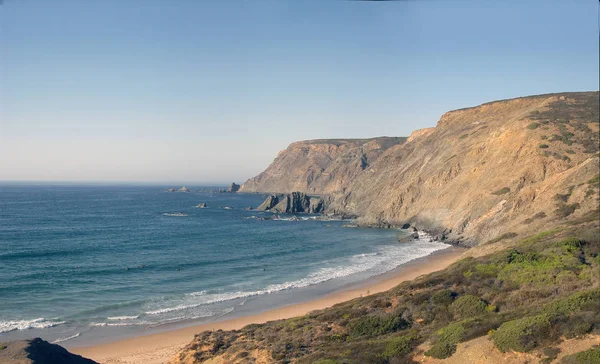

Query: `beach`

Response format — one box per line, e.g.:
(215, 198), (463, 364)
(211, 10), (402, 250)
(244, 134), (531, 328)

(71, 246), (465, 364)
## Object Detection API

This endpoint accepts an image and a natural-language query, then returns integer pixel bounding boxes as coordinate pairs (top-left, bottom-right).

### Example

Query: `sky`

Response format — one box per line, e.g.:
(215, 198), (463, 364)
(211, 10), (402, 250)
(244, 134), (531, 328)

(0, 0), (598, 184)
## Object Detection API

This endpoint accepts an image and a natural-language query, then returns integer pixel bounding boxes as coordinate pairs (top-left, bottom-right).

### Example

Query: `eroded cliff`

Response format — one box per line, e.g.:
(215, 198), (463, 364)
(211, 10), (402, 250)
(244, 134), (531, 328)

(240, 137), (406, 194)
(243, 92), (600, 246)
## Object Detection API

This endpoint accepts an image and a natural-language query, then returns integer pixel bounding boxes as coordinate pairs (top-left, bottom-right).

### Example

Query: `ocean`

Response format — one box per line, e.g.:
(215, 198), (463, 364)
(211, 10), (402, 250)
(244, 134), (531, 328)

(0, 184), (449, 347)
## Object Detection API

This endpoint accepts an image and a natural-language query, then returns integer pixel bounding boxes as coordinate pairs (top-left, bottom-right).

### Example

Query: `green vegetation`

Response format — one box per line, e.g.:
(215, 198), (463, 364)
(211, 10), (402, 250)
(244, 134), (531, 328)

(560, 347), (600, 364)
(492, 187), (511, 195)
(539, 143), (549, 148)
(527, 93), (599, 154)
(459, 134), (469, 140)
(424, 322), (465, 359)
(190, 223), (600, 363)
(450, 295), (488, 319)
(349, 313), (408, 338)
(381, 331), (419, 359)
(527, 122), (540, 129)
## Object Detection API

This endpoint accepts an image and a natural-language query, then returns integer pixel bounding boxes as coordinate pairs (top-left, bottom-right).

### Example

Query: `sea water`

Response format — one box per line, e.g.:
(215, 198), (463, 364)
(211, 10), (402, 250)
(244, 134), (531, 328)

(0, 184), (449, 346)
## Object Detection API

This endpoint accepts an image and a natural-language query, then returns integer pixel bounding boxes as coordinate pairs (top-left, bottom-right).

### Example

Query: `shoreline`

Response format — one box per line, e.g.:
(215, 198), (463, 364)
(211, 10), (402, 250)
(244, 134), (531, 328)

(71, 246), (466, 364)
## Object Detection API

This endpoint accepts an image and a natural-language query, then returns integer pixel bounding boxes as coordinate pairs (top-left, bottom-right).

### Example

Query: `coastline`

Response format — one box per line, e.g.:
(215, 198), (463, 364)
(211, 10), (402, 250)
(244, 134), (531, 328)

(70, 246), (466, 364)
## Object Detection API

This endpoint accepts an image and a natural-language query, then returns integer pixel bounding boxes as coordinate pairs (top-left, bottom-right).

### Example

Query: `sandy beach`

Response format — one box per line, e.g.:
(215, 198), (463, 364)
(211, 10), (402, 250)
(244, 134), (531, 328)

(71, 246), (465, 364)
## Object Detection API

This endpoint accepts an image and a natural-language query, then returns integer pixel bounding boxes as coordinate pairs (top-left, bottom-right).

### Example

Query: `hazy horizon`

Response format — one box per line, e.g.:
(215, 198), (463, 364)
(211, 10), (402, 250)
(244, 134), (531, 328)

(1, 0), (598, 183)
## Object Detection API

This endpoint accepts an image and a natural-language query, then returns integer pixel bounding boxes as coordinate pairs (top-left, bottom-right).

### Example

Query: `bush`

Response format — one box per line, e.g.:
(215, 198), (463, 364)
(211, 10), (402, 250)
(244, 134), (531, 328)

(349, 314), (409, 338)
(381, 331), (419, 359)
(560, 347), (600, 364)
(491, 314), (552, 352)
(450, 295), (488, 319)
(424, 322), (465, 359)
(527, 122), (540, 129)
(431, 289), (454, 306)
(539, 144), (549, 148)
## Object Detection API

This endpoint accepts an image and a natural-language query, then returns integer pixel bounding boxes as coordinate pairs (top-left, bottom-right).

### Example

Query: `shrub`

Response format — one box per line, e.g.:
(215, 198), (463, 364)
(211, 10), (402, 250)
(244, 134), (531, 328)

(492, 187), (511, 195)
(381, 331), (419, 359)
(450, 295), (488, 319)
(539, 144), (549, 148)
(542, 289), (600, 316)
(459, 134), (469, 140)
(424, 322), (465, 359)
(349, 314), (409, 338)
(491, 314), (552, 352)
(431, 289), (454, 306)
(527, 122), (540, 129)
(560, 347), (600, 364)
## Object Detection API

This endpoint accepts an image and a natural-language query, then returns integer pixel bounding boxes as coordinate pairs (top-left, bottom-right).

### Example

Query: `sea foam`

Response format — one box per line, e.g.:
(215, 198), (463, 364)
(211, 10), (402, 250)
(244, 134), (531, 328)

(0, 318), (66, 333)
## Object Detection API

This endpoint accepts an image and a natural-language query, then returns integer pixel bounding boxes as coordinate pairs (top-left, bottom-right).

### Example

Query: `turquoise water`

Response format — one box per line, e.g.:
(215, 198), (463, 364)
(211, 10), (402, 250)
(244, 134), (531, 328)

(0, 184), (449, 346)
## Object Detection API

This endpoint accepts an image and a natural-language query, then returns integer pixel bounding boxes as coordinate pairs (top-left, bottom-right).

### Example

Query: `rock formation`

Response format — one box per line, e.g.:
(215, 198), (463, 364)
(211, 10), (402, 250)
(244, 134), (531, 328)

(227, 183), (240, 193)
(195, 202), (207, 208)
(256, 192), (327, 213)
(0, 338), (98, 364)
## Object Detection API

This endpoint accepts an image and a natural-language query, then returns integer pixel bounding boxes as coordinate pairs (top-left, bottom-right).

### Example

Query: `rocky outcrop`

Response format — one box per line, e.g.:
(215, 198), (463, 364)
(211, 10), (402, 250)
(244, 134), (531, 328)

(0, 338), (98, 364)
(256, 192), (327, 213)
(240, 137), (406, 194)
(227, 183), (240, 193)
(195, 202), (207, 208)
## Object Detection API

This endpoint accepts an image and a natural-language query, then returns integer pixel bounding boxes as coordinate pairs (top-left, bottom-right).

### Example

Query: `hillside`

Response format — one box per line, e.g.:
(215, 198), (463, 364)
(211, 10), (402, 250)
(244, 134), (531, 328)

(246, 92), (600, 247)
(240, 137), (406, 194)
(170, 91), (600, 363)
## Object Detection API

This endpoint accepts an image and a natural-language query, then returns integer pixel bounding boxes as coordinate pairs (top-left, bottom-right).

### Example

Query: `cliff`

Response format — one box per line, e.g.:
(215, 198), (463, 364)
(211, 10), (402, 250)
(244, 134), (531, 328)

(240, 137), (406, 194)
(245, 92), (600, 246)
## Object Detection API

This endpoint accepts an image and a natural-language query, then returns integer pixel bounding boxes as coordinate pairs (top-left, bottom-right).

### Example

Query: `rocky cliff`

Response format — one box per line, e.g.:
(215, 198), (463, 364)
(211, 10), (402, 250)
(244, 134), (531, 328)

(240, 137), (406, 194)
(244, 92), (600, 246)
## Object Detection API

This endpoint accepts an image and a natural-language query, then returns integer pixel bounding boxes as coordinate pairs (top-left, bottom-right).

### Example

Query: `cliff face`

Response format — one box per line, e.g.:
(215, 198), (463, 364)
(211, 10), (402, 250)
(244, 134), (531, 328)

(245, 92), (600, 246)
(239, 137), (406, 194)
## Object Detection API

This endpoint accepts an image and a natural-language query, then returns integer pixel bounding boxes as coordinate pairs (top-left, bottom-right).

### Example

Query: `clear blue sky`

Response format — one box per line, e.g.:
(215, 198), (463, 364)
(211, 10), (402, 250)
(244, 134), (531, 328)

(1, 0), (598, 183)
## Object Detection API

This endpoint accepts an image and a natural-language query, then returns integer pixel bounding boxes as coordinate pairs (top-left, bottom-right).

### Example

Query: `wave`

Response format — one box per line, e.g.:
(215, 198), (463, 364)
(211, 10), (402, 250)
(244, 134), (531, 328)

(142, 238), (448, 316)
(107, 315), (139, 321)
(0, 318), (66, 333)
(162, 212), (188, 217)
(51, 333), (80, 343)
